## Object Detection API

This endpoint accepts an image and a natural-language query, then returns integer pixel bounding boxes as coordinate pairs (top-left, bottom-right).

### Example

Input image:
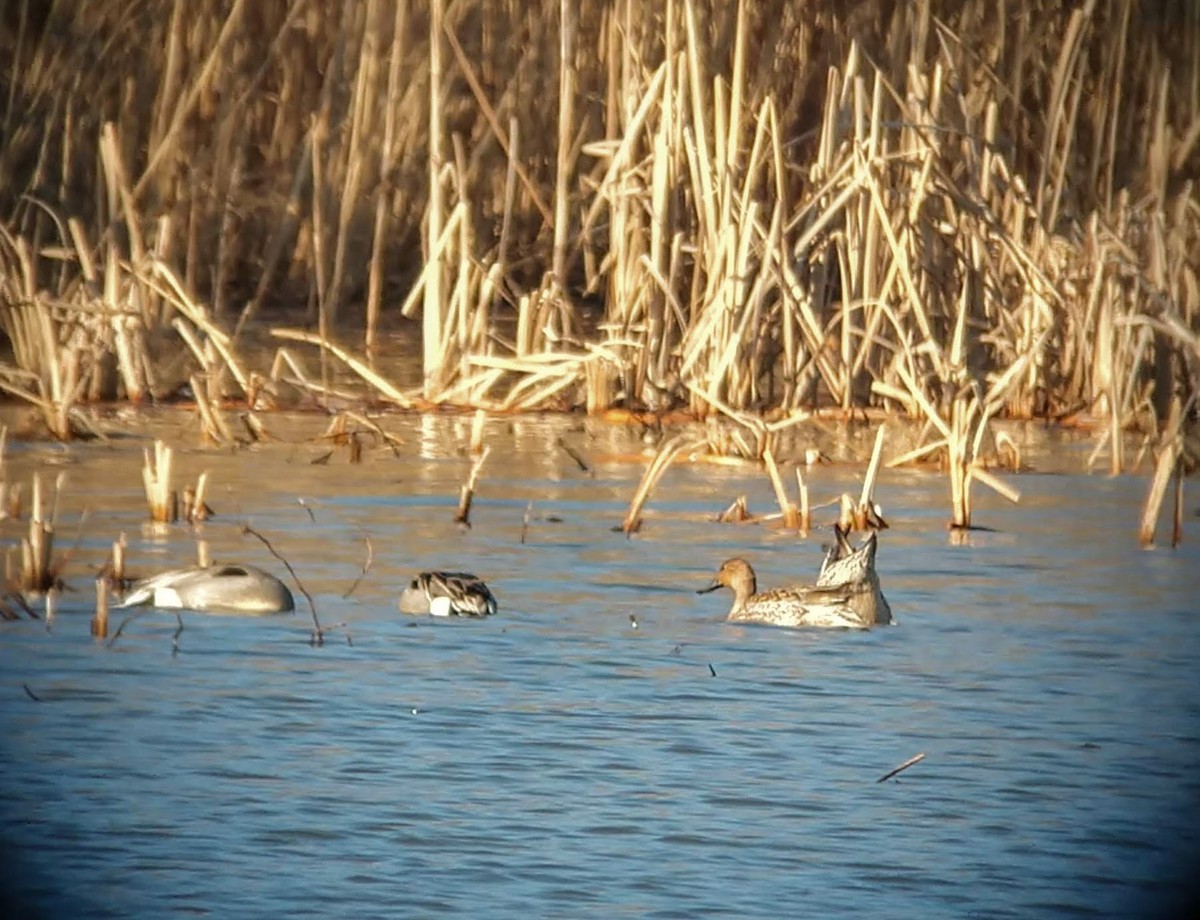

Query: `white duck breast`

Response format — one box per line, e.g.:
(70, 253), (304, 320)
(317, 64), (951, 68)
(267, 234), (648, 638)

(398, 571), (497, 617)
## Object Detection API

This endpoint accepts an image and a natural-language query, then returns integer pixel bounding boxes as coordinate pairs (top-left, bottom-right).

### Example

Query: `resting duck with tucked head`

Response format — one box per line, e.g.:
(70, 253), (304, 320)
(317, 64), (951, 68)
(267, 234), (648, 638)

(398, 571), (497, 617)
(119, 564), (295, 615)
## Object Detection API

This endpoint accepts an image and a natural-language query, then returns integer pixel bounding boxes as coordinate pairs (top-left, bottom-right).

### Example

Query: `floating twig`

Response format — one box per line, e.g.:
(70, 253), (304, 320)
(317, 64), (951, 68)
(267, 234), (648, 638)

(520, 500), (533, 545)
(107, 608), (153, 648)
(23, 683), (42, 701)
(171, 612), (184, 657)
(239, 524), (330, 645)
(342, 534), (374, 598)
(708, 663), (717, 677)
(556, 437), (591, 472)
(876, 752), (926, 783)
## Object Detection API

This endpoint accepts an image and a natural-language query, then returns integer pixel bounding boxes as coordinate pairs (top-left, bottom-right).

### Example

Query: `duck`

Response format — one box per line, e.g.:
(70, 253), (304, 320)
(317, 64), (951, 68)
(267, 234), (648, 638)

(816, 525), (892, 624)
(699, 558), (883, 629)
(398, 571), (497, 617)
(119, 564), (294, 615)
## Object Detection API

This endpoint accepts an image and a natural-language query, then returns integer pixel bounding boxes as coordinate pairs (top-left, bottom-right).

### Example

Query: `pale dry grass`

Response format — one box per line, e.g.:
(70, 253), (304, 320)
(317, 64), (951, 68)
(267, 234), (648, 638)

(0, 1), (1196, 532)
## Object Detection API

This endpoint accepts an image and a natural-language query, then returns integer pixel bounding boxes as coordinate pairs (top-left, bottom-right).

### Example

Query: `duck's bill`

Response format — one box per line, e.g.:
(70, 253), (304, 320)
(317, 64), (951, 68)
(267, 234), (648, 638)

(697, 582), (721, 595)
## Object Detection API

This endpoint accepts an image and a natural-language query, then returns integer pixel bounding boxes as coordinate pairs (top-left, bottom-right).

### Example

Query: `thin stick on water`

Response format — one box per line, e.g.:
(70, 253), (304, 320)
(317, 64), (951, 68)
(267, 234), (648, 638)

(876, 752), (926, 783)
(455, 445), (491, 527)
(171, 612), (184, 657)
(556, 437), (591, 472)
(107, 608), (154, 648)
(239, 524), (327, 643)
(342, 534), (374, 598)
(520, 500), (533, 545)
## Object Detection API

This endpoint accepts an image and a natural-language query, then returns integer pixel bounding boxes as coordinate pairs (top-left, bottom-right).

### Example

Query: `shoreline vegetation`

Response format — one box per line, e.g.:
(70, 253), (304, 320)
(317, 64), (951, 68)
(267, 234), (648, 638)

(0, 1), (1197, 538)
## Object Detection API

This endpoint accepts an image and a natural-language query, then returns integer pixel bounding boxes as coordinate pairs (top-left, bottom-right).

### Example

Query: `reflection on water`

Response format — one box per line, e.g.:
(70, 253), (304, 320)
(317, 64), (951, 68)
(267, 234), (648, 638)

(1, 414), (1199, 918)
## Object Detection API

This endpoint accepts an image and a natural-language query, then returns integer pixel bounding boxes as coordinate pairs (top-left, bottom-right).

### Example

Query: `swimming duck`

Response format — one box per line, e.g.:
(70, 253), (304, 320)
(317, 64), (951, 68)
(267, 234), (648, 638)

(119, 564), (294, 615)
(398, 571), (497, 617)
(816, 525), (892, 624)
(699, 558), (884, 629)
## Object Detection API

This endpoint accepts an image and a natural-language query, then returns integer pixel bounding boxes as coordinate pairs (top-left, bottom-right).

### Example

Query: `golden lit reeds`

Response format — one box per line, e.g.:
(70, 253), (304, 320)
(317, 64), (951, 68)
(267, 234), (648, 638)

(0, 1), (1195, 535)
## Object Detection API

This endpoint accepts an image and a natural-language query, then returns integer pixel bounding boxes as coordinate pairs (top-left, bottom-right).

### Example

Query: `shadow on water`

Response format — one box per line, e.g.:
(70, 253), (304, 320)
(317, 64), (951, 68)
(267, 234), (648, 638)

(1, 413), (1199, 918)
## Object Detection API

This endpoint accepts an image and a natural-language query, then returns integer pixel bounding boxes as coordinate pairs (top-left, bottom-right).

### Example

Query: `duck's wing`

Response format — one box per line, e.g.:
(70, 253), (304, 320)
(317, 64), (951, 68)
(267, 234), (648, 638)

(118, 567), (206, 608)
(416, 571), (498, 616)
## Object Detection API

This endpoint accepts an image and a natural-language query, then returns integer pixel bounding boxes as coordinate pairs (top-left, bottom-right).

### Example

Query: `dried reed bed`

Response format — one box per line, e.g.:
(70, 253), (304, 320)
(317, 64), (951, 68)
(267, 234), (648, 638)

(0, 2), (1197, 528)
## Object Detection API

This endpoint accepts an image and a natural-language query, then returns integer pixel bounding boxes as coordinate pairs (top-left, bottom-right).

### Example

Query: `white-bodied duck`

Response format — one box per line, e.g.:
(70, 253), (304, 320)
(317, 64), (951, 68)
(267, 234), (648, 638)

(120, 564), (295, 615)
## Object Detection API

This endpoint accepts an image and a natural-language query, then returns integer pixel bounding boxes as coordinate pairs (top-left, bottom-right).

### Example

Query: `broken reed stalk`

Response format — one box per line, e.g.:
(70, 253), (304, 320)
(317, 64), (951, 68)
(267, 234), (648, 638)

(190, 374), (231, 445)
(469, 410), (487, 455)
(1140, 435), (1182, 548)
(91, 576), (109, 638)
(763, 448), (800, 530)
(621, 436), (693, 536)
(195, 538), (211, 568)
(839, 426), (888, 532)
(454, 445), (491, 526)
(142, 440), (177, 523)
(98, 532), (130, 591)
(795, 469), (810, 532)
(182, 472), (213, 524)
(716, 494), (752, 523)
(876, 752), (926, 783)
(20, 473), (63, 593)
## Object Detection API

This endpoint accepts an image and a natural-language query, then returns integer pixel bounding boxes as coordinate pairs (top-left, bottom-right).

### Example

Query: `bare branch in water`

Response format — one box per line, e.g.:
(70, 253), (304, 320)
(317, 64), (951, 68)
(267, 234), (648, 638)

(239, 524), (332, 645)
(876, 752), (926, 783)
(172, 612), (184, 657)
(107, 608), (154, 648)
(297, 498), (317, 522)
(343, 534), (374, 598)
(520, 501), (533, 545)
(23, 683), (42, 701)
(556, 437), (590, 473)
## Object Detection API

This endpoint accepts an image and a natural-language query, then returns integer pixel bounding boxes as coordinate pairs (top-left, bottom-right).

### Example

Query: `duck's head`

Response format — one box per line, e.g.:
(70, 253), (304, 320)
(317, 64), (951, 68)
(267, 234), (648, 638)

(698, 558), (757, 599)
